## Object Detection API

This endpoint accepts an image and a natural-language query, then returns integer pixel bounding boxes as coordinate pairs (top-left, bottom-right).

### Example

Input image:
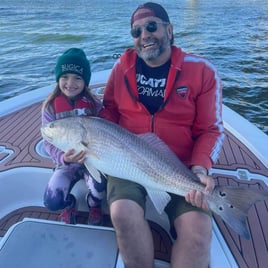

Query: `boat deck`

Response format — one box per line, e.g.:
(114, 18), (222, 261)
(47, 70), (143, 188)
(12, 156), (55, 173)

(0, 99), (267, 267)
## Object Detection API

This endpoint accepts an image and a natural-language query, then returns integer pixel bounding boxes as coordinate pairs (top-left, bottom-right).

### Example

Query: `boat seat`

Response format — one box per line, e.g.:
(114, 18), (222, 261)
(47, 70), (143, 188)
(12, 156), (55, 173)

(0, 218), (119, 268)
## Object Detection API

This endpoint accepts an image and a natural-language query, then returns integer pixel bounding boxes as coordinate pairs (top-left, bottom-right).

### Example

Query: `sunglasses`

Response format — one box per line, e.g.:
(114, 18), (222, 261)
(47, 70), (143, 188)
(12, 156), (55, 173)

(131, 21), (169, 38)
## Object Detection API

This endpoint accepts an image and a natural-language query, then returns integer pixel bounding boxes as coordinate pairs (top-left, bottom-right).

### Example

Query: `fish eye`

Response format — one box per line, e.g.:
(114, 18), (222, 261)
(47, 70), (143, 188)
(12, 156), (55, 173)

(49, 123), (54, 128)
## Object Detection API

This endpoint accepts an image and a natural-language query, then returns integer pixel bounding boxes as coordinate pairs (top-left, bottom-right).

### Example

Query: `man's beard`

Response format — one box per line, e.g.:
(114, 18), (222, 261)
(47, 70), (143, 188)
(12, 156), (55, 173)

(136, 34), (170, 62)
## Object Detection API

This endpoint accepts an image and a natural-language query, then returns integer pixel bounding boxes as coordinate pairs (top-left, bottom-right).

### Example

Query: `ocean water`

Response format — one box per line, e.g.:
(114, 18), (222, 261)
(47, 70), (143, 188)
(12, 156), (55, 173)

(0, 0), (267, 134)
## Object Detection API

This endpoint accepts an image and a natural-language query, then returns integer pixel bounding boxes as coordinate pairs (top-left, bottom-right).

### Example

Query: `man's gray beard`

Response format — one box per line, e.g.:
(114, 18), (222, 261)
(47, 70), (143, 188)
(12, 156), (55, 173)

(136, 34), (170, 62)
(138, 47), (161, 62)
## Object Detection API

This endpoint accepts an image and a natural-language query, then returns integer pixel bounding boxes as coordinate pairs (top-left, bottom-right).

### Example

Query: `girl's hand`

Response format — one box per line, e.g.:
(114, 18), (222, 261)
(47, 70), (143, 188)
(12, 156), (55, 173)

(63, 149), (87, 164)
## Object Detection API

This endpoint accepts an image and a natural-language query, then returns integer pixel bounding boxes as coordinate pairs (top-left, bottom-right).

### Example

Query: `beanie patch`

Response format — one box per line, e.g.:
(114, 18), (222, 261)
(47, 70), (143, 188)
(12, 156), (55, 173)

(60, 64), (84, 76)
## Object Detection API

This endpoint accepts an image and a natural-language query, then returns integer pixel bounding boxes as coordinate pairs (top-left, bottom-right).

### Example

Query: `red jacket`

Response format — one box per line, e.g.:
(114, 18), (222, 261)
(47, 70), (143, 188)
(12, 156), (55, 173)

(100, 46), (224, 170)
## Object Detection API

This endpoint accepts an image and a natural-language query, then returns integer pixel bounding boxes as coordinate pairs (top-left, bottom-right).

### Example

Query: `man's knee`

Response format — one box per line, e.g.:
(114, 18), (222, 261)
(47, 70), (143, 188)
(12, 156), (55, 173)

(174, 211), (212, 245)
(110, 199), (144, 230)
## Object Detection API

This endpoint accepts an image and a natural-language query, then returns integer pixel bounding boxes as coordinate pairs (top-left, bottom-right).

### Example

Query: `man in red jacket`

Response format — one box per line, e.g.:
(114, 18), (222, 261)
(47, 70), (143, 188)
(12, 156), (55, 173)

(100, 2), (224, 267)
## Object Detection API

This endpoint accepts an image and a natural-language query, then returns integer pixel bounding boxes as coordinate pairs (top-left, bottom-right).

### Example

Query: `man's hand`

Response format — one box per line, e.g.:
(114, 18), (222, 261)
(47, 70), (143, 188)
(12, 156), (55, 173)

(185, 173), (215, 211)
(63, 149), (87, 164)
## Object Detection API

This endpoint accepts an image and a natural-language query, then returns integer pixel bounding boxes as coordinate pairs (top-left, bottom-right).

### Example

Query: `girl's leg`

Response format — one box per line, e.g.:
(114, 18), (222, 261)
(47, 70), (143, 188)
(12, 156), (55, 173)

(84, 171), (107, 225)
(43, 164), (83, 223)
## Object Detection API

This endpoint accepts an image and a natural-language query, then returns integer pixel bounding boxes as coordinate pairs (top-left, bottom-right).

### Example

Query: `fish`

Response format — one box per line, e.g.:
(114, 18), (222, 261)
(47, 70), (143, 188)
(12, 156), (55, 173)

(41, 116), (268, 239)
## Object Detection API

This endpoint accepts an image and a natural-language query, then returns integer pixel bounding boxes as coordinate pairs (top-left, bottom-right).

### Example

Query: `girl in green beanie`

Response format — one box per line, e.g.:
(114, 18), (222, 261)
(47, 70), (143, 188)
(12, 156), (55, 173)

(41, 48), (106, 225)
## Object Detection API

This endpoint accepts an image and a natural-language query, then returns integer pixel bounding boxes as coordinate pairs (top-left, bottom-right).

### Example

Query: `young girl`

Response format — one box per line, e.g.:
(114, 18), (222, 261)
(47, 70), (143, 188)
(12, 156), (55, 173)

(41, 48), (106, 225)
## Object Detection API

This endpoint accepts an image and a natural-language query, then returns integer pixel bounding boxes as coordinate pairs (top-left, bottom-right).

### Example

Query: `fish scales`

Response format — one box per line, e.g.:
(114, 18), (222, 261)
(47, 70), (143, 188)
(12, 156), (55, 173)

(86, 117), (202, 195)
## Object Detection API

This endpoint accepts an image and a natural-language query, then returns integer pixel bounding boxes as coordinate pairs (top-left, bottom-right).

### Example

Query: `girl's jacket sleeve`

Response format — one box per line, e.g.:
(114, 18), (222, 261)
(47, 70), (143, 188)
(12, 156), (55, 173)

(41, 105), (65, 166)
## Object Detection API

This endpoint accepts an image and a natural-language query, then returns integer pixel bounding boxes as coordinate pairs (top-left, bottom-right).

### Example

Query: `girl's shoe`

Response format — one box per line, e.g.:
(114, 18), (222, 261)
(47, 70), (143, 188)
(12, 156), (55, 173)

(58, 207), (77, 224)
(88, 206), (103, 225)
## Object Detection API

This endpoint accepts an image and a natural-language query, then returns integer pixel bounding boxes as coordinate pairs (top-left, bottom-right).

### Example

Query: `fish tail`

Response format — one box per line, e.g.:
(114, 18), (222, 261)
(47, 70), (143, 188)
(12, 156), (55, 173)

(208, 185), (268, 239)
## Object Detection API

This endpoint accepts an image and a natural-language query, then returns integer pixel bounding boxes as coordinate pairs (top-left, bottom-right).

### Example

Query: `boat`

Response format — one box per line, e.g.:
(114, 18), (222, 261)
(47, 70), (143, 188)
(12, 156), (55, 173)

(0, 69), (267, 268)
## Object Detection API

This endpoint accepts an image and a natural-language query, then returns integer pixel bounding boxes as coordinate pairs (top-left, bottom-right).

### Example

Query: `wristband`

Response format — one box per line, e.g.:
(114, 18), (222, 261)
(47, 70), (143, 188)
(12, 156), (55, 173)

(192, 168), (207, 176)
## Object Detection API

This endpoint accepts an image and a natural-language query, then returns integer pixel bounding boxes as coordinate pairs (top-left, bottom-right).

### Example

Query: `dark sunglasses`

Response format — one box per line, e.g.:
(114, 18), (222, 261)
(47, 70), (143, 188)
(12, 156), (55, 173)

(131, 21), (169, 38)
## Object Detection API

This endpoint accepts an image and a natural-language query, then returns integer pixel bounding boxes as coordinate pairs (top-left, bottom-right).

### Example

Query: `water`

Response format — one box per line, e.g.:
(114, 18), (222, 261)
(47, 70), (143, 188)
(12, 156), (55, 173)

(0, 0), (267, 134)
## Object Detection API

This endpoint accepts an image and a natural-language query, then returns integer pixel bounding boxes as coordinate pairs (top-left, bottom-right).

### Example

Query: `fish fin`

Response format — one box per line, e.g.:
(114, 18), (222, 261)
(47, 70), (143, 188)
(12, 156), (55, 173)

(79, 141), (100, 159)
(138, 133), (174, 156)
(81, 140), (89, 147)
(146, 188), (171, 215)
(78, 141), (104, 182)
(84, 160), (104, 183)
(209, 186), (268, 239)
(138, 133), (191, 171)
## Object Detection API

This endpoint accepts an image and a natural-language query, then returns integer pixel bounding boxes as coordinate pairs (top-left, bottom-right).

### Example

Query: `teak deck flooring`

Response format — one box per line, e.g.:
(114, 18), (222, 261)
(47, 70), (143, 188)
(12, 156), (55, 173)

(0, 99), (267, 267)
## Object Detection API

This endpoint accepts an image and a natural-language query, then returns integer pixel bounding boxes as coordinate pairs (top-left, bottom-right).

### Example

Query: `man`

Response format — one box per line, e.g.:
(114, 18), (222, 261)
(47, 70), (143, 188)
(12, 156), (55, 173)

(100, 2), (224, 267)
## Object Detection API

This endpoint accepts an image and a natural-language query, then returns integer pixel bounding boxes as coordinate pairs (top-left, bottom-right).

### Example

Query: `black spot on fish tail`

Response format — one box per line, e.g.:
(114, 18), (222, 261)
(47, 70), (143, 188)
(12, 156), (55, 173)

(208, 185), (268, 240)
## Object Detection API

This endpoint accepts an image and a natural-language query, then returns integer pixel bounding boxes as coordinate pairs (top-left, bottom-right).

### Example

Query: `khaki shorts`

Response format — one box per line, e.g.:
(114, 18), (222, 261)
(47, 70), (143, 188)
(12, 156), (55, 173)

(107, 176), (211, 237)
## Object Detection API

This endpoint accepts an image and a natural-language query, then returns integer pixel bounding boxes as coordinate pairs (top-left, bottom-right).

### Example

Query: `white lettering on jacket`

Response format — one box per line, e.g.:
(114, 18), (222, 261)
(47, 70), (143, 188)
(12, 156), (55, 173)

(137, 74), (165, 87)
(138, 86), (164, 97)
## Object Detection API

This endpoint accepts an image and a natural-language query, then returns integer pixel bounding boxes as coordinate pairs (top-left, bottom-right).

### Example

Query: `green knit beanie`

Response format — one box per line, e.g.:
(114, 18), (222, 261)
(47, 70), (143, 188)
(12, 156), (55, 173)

(55, 48), (91, 85)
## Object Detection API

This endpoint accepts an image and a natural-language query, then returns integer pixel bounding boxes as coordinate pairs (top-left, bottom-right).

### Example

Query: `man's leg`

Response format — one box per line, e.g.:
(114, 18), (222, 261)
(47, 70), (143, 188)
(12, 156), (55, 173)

(110, 199), (154, 268)
(171, 211), (212, 268)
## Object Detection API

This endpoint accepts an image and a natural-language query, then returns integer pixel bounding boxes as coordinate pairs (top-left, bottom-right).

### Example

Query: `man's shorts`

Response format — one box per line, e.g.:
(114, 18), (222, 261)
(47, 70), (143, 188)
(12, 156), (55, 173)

(107, 176), (211, 229)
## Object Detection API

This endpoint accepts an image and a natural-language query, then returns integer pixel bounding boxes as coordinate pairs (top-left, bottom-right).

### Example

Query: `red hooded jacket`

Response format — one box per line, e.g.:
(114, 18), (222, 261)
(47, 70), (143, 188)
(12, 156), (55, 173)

(100, 46), (224, 170)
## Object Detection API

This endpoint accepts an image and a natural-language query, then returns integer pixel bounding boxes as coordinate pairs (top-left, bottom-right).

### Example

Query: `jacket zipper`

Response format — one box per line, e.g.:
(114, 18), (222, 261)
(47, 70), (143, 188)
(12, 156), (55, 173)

(151, 114), (155, 132)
